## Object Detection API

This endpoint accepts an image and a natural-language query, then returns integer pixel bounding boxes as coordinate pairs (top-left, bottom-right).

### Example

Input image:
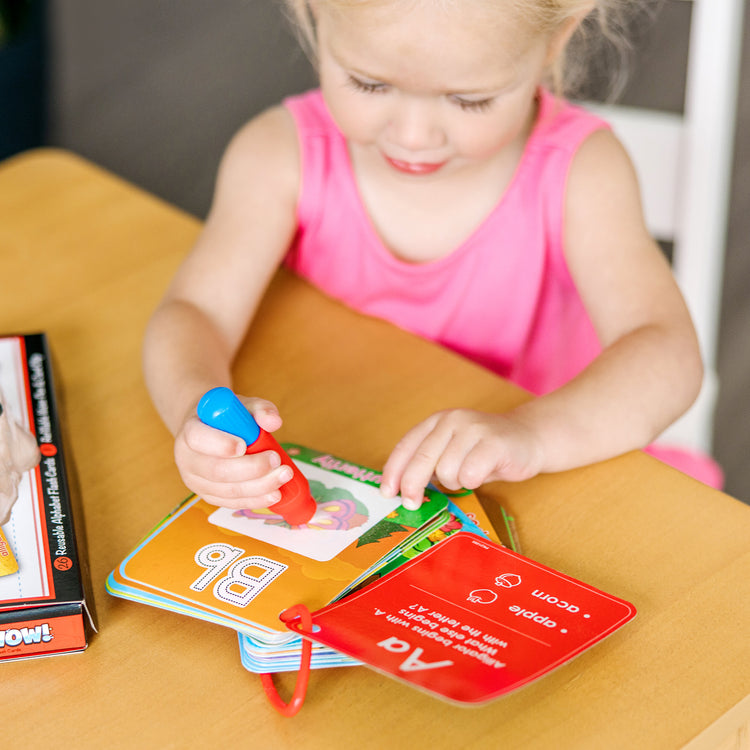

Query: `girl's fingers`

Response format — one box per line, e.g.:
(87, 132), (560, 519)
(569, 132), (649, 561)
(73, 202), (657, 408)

(381, 416), (439, 500)
(383, 409), (545, 508)
(182, 460), (295, 509)
(182, 415), (246, 456)
(388, 418), (457, 509)
(200, 488), (283, 511)
(434, 436), (479, 491)
(185, 448), (283, 485)
(238, 395), (283, 433)
(453, 441), (499, 489)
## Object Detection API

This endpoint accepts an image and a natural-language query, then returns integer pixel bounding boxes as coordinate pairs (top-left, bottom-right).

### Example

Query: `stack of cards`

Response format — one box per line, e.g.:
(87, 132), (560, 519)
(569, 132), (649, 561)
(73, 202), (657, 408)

(108, 445), (635, 706)
(238, 492), (513, 672)
(107, 446), (516, 672)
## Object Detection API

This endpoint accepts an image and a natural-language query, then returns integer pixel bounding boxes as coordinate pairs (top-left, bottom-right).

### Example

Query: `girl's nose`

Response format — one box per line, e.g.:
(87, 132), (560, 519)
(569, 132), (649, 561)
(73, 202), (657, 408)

(387, 96), (445, 152)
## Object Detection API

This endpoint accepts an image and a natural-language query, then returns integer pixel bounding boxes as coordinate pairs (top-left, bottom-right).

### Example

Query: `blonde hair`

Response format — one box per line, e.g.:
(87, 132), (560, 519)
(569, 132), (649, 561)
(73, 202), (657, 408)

(280, 0), (659, 100)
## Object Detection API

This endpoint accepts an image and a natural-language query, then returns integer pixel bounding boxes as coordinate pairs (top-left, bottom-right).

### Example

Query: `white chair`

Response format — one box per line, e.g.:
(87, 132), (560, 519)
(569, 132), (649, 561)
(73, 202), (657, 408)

(583, 0), (746, 455)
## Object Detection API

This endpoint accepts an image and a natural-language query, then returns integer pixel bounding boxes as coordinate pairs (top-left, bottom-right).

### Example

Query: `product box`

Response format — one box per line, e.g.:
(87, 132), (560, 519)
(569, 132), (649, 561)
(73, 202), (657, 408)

(0, 333), (95, 661)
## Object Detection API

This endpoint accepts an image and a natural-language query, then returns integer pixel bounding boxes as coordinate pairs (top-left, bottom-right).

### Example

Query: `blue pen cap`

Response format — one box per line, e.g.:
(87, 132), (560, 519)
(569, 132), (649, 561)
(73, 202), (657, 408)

(196, 387), (261, 445)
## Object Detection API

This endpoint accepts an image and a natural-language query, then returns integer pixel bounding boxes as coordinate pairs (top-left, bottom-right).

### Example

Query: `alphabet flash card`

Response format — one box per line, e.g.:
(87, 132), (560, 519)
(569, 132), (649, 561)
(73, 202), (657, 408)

(283, 532), (636, 704)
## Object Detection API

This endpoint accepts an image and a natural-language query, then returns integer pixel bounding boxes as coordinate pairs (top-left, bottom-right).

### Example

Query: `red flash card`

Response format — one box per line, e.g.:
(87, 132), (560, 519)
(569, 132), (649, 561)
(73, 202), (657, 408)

(284, 533), (636, 705)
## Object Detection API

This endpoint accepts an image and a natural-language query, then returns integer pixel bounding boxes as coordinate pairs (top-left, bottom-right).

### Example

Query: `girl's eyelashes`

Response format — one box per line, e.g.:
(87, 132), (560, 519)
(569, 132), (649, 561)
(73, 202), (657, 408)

(346, 75), (389, 95)
(346, 74), (495, 113)
(450, 95), (495, 113)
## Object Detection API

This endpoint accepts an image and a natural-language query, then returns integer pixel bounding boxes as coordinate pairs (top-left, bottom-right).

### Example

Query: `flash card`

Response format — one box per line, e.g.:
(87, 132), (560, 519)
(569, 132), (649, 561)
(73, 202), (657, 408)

(283, 532), (636, 705)
(208, 459), (401, 562)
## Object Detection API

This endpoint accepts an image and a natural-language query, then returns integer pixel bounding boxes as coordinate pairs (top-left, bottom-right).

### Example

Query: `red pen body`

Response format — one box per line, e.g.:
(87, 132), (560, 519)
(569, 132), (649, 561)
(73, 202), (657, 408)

(247, 429), (316, 525)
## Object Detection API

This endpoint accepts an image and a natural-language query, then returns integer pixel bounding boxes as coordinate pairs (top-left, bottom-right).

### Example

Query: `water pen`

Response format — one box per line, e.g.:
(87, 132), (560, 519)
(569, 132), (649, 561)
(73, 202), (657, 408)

(196, 387), (316, 526)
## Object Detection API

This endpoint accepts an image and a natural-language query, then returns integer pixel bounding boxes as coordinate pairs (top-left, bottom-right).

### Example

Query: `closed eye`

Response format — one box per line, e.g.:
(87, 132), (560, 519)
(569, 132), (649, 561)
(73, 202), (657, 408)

(450, 95), (495, 113)
(346, 74), (390, 95)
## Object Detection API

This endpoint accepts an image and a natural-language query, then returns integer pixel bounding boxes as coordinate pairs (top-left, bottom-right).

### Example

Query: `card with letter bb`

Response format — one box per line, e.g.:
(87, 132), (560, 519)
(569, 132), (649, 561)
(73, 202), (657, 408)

(106, 446), (517, 672)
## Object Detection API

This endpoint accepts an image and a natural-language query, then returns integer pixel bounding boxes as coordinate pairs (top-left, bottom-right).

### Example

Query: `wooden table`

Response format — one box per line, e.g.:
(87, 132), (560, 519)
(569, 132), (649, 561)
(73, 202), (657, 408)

(2, 149), (749, 749)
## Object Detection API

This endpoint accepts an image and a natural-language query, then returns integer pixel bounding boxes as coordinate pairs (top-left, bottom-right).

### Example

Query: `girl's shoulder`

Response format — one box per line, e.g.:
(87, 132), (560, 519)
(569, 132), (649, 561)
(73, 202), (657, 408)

(566, 125), (641, 210)
(217, 103), (301, 207)
(227, 104), (300, 168)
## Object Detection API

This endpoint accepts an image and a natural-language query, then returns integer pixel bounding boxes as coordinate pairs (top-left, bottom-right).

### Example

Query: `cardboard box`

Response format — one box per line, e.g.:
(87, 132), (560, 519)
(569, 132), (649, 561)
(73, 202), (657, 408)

(0, 333), (95, 661)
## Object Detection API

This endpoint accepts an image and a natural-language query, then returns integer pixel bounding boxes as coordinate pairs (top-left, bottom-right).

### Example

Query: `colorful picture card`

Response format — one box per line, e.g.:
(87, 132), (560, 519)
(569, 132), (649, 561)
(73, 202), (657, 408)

(208, 454), (402, 562)
(107, 447), (452, 644)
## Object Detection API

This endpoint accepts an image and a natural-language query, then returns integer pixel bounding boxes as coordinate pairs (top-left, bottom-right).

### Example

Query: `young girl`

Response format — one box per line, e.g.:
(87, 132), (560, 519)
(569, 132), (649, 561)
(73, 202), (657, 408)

(143, 0), (715, 514)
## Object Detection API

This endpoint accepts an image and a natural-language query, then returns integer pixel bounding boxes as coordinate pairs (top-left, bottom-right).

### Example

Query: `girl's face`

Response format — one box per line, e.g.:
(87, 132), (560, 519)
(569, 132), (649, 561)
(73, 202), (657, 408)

(315, 1), (558, 178)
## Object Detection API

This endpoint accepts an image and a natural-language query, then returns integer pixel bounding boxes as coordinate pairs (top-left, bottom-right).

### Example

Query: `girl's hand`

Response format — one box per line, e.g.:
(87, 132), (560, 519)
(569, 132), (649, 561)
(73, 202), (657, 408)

(380, 409), (545, 509)
(173, 395), (293, 509)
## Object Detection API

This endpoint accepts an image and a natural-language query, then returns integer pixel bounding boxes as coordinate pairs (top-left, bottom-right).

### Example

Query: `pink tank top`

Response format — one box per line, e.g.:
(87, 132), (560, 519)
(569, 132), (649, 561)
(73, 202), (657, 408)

(283, 89), (724, 489)
(284, 88), (607, 395)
